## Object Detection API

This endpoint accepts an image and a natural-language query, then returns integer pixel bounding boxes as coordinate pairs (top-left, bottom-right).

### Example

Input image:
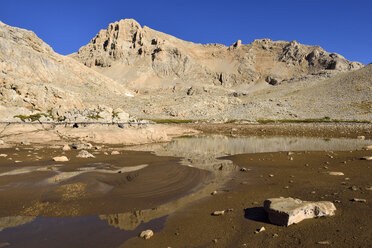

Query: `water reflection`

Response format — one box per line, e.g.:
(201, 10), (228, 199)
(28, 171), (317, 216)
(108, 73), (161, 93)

(0, 215), (165, 248)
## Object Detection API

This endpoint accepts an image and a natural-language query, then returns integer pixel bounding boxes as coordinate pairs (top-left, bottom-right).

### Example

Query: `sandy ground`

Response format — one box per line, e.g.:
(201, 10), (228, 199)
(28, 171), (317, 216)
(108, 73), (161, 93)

(123, 149), (372, 248)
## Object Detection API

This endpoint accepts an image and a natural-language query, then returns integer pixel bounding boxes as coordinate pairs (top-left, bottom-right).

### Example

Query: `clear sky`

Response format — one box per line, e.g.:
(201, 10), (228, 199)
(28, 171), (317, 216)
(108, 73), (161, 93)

(1, 0), (371, 64)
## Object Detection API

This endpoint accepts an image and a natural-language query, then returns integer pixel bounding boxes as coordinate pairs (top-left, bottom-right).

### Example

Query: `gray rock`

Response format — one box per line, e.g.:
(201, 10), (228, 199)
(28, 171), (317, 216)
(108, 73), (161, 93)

(263, 197), (336, 226)
(76, 150), (95, 158)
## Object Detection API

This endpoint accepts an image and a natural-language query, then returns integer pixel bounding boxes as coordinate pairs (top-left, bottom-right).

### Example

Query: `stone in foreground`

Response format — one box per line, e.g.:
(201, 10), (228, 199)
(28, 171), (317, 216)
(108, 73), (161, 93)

(76, 150), (95, 158)
(263, 197), (336, 226)
(139, 230), (153, 240)
(52, 156), (69, 162)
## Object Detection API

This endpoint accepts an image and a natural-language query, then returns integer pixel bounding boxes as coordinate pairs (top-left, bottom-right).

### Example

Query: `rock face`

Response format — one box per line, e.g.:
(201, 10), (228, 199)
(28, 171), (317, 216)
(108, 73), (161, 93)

(72, 19), (362, 90)
(0, 21), (133, 122)
(263, 197), (336, 226)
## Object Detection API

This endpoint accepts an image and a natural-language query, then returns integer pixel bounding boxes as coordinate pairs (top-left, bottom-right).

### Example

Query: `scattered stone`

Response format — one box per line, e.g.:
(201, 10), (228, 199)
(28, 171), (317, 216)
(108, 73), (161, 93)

(71, 143), (92, 150)
(269, 174), (274, 177)
(212, 239), (218, 243)
(263, 197), (336, 226)
(284, 186), (289, 189)
(53, 156), (69, 162)
(288, 152), (294, 156)
(357, 135), (365, 140)
(289, 157), (294, 161)
(111, 151), (120, 155)
(365, 186), (372, 191)
(20, 141), (30, 145)
(349, 186), (358, 191)
(240, 167), (247, 172)
(334, 200), (341, 203)
(362, 145), (372, 150)
(212, 210), (225, 216)
(273, 233), (279, 238)
(351, 198), (366, 203)
(254, 227), (266, 234)
(139, 230), (154, 240)
(211, 191), (217, 195)
(62, 144), (71, 151)
(328, 172), (344, 176)
(76, 150), (95, 158)
(316, 240), (331, 245)
(0, 154), (7, 157)
(0, 140), (4, 145)
(311, 191), (316, 194)
(360, 156), (372, 161)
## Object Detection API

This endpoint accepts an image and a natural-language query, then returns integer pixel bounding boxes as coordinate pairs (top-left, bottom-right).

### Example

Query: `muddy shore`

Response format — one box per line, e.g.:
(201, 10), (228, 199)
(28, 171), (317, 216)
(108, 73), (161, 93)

(124, 149), (372, 248)
(186, 122), (372, 139)
(0, 123), (371, 247)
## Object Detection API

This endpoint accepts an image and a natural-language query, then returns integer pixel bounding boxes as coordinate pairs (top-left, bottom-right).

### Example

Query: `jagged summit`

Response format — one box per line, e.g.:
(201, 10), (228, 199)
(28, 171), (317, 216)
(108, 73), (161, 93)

(71, 18), (363, 89)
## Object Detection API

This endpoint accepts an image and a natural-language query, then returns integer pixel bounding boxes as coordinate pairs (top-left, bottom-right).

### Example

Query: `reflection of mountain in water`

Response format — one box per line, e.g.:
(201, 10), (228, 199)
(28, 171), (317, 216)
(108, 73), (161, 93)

(0, 216), (35, 232)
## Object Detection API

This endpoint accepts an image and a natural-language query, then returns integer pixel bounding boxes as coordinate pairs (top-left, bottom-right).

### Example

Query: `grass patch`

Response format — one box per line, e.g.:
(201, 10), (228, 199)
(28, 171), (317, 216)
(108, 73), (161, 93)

(14, 112), (53, 122)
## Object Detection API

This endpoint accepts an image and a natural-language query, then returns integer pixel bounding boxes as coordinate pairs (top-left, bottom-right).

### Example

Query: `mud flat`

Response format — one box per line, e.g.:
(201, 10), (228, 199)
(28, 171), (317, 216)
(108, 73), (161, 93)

(124, 149), (372, 248)
(0, 134), (371, 247)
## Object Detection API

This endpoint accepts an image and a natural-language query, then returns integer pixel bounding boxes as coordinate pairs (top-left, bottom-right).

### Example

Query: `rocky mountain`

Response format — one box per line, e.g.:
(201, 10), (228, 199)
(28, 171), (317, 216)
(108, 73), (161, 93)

(0, 21), (133, 122)
(0, 19), (370, 122)
(71, 19), (363, 91)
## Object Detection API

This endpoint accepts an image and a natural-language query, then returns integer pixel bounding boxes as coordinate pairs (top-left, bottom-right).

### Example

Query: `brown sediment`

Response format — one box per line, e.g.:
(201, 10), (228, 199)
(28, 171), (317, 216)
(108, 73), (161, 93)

(184, 123), (372, 139)
(0, 148), (212, 217)
(123, 149), (372, 248)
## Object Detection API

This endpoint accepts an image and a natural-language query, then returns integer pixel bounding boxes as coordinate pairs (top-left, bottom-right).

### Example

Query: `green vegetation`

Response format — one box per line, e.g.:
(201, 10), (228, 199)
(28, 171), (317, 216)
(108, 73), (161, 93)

(14, 112), (54, 122)
(87, 111), (103, 120)
(150, 119), (194, 124)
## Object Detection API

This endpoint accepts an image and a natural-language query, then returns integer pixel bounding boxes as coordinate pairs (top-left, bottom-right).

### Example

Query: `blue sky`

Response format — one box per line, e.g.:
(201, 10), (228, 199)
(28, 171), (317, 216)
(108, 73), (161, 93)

(1, 0), (371, 64)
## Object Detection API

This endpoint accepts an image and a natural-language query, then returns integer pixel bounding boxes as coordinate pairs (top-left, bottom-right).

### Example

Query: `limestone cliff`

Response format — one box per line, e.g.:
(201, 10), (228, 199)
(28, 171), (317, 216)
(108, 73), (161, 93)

(71, 19), (363, 89)
(0, 21), (133, 122)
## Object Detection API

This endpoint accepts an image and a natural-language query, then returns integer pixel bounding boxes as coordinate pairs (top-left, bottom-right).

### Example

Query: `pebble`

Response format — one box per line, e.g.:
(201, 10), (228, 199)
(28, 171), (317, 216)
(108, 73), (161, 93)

(53, 156), (69, 162)
(139, 230), (154, 240)
(272, 233), (279, 238)
(211, 191), (217, 195)
(212, 210), (225, 216)
(349, 186), (358, 191)
(269, 174), (274, 177)
(0, 154), (7, 157)
(360, 156), (372, 161)
(328, 172), (344, 176)
(351, 198), (366, 203)
(317, 240), (331, 245)
(62, 144), (71, 151)
(240, 167), (248, 172)
(254, 227), (265, 234)
(357, 135), (365, 140)
(111, 151), (120, 155)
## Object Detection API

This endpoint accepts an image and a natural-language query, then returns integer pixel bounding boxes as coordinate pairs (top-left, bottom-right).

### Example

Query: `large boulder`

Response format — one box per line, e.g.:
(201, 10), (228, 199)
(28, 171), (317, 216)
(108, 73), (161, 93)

(263, 197), (336, 226)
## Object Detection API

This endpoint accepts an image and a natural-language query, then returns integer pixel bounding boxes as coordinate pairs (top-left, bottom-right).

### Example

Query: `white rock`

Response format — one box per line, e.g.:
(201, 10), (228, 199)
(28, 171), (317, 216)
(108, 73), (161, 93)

(363, 145), (372, 150)
(328, 172), (344, 176)
(254, 226), (266, 234)
(111, 151), (120, 155)
(357, 136), (365, 140)
(212, 210), (225, 216)
(53, 156), (69, 162)
(0, 140), (4, 145)
(76, 150), (95, 158)
(62, 144), (71, 151)
(360, 156), (372, 161)
(263, 197), (336, 226)
(139, 230), (153, 239)
(0, 154), (8, 157)
(351, 198), (366, 203)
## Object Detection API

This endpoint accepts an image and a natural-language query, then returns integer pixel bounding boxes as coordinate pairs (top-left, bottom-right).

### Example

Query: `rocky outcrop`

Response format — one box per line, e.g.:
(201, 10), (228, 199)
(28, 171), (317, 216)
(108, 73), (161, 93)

(0, 21), (133, 122)
(71, 19), (363, 90)
(264, 197), (336, 226)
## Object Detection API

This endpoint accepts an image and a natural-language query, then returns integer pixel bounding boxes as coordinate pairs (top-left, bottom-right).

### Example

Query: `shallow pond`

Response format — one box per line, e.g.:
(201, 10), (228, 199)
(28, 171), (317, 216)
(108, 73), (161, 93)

(0, 135), (370, 247)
